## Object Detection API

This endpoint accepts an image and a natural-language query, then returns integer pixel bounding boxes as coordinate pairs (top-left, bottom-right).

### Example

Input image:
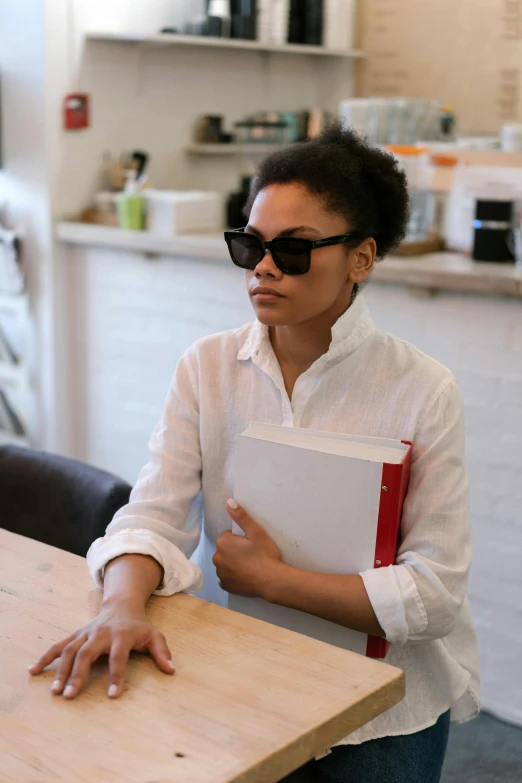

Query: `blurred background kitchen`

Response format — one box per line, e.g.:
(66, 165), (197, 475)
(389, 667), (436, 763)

(1, 2), (521, 779)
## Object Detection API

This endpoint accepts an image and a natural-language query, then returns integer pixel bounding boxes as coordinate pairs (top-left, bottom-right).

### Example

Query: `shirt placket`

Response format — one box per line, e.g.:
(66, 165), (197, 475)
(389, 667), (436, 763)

(253, 345), (330, 428)
(291, 358), (328, 427)
(252, 346), (294, 426)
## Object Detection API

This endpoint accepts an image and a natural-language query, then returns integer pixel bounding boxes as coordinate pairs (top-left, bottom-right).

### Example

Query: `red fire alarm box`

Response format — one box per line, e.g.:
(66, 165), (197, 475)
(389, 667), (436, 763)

(63, 93), (90, 131)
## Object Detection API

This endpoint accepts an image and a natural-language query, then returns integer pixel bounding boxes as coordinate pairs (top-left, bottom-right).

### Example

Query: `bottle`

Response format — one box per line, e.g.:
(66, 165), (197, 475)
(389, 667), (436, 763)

(257, 0), (273, 43)
(288, 0), (323, 45)
(117, 171), (145, 231)
(272, 0), (290, 45)
(206, 0), (231, 37)
(226, 177), (253, 228)
(304, 0), (324, 45)
(288, 0), (303, 43)
(231, 0), (257, 39)
(439, 105), (456, 142)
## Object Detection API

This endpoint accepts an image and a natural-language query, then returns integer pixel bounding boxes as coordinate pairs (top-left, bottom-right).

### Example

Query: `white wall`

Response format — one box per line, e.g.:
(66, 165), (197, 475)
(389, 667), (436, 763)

(63, 247), (522, 726)
(367, 284), (522, 728)
(66, 247), (251, 480)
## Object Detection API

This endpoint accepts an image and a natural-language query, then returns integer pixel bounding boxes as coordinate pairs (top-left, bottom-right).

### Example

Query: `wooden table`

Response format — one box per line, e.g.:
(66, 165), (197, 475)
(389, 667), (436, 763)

(0, 530), (404, 783)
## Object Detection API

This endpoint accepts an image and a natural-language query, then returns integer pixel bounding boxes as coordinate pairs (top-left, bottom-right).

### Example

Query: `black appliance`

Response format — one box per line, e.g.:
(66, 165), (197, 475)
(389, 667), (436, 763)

(472, 199), (516, 263)
(231, 0), (257, 39)
(227, 177), (253, 229)
(288, 0), (324, 46)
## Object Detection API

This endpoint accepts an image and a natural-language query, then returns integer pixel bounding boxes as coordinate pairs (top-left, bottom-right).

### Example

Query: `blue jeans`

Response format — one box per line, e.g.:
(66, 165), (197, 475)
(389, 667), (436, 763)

(281, 710), (451, 783)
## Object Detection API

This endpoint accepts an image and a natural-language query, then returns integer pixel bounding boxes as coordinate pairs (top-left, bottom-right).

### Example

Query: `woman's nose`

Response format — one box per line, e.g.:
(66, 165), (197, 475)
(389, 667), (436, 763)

(255, 248), (282, 278)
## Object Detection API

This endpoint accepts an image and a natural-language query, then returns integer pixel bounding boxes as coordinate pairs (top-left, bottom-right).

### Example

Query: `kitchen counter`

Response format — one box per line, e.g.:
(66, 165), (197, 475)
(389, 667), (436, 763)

(57, 221), (522, 299)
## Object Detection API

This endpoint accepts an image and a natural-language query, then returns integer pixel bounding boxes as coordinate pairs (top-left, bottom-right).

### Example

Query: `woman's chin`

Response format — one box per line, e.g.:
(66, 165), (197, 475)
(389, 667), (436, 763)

(252, 303), (289, 327)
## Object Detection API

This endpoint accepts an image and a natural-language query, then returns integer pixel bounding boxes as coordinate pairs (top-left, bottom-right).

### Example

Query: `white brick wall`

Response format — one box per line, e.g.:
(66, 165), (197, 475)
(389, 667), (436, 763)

(66, 248), (522, 726)
(67, 248), (254, 481)
(364, 284), (522, 727)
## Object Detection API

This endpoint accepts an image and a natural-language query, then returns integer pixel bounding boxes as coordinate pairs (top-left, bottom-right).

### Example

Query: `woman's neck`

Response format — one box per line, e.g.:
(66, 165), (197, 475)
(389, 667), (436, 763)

(269, 294), (353, 395)
(270, 318), (332, 373)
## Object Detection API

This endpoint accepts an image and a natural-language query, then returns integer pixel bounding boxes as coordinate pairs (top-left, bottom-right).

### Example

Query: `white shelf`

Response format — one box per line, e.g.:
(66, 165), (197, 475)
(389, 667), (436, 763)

(57, 222), (229, 264)
(186, 142), (293, 156)
(86, 32), (365, 59)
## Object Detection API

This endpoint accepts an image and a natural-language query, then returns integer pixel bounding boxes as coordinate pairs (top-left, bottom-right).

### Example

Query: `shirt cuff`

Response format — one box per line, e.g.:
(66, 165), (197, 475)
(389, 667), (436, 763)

(360, 564), (428, 646)
(86, 528), (204, 597)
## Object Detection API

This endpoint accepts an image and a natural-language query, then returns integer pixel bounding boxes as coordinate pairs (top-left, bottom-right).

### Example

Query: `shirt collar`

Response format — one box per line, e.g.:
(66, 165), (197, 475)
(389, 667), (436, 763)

(237, 294), (375, 364)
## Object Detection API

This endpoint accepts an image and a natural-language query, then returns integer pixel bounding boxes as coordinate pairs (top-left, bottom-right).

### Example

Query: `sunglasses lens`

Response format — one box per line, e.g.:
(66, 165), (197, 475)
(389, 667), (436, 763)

(228, 234), (264, 269)
(272, 239), (310, 275)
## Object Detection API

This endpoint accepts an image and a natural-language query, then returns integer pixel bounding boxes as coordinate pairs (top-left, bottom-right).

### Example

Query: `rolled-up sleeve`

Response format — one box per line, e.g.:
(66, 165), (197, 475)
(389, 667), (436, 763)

(360, 378), (471, 646)
(87, 348), (204, 596)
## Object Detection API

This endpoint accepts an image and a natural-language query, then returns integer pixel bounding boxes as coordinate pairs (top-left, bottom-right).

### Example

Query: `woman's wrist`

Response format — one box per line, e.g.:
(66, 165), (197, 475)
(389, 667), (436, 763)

(101, 593), (147, 613)
(260, 560), (293, 604)
(101, 553), (164, 611)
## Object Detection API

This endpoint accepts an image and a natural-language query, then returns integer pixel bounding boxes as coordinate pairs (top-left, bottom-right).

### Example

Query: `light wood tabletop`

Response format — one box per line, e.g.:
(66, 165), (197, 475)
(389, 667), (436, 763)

(0, 529), (404, 783)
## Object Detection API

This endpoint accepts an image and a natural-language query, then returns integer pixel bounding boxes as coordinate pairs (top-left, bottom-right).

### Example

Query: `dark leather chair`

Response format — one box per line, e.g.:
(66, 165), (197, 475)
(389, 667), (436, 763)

(0, 445), (131, 557)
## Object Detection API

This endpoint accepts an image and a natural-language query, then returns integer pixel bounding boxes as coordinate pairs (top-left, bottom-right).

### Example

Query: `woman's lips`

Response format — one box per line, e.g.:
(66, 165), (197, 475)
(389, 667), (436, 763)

(251, 287), (285, 302)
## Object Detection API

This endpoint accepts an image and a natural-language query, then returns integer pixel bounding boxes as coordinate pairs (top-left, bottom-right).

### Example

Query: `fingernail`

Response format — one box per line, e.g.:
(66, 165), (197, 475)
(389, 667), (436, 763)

(63, 685), (74, 698)
(108, 684), (118, 698)
(166, 660), (175, 671)
(227, 498), (239, 510)
(28, 664), (36, 673)
(51, 679), (61, 693)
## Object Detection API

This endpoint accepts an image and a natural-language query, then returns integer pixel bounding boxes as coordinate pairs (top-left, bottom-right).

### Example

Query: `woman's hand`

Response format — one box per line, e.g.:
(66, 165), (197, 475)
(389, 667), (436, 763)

(216, 502), (383, 636)
(213, 499), (282, 597)
(28, 598), (174, 700)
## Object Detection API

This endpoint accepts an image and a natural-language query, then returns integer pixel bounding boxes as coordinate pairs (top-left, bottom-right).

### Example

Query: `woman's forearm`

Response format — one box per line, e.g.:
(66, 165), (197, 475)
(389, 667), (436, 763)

(102, 554), (164, 611)
(263, 563), (384, 637)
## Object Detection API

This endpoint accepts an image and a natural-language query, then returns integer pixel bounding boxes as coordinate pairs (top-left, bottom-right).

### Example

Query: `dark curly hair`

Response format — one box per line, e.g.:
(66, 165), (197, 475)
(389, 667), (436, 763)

(245, 122), (409, 261)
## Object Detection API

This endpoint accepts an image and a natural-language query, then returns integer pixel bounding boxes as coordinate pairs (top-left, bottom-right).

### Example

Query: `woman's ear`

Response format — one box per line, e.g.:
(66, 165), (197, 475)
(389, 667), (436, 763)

(347, 238), (377, 284)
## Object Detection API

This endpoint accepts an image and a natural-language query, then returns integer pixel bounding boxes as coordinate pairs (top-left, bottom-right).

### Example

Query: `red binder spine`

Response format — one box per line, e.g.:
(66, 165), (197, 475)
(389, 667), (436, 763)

(366, 442), (412, 659)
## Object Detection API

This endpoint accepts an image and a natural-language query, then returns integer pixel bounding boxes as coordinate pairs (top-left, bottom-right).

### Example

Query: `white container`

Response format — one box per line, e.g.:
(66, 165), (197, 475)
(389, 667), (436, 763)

(207, 0), (231, 36)
(144, 190), (222, 236)
(257, 0), (274, 44)
(444, 164), (522, 252)
(271, 0), (290, 46)
(324, 0), (356, 51)
(207, 0), (231, 19)
(500, 124), (522, 153)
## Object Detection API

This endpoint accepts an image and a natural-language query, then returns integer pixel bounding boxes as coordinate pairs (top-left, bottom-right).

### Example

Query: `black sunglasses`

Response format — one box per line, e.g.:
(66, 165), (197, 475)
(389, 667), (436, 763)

(224, 228), (361, 276)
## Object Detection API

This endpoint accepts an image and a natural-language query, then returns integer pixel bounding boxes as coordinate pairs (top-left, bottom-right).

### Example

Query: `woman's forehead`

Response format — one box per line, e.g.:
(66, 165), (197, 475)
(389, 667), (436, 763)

(250, 184), (347, 232)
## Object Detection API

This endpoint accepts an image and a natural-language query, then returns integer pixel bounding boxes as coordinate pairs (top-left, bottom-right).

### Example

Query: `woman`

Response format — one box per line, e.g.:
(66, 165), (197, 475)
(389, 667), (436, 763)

(30, 125), (479, 783)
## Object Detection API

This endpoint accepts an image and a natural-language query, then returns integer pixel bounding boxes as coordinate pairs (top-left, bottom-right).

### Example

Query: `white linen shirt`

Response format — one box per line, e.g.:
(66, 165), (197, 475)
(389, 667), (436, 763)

(87, 294), (480, 746)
